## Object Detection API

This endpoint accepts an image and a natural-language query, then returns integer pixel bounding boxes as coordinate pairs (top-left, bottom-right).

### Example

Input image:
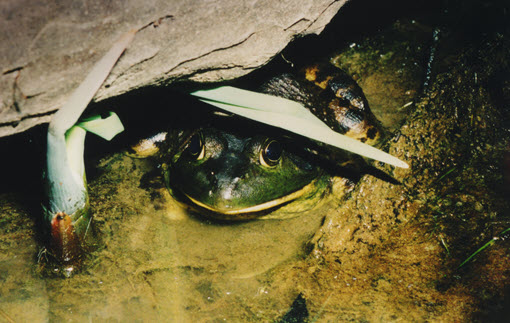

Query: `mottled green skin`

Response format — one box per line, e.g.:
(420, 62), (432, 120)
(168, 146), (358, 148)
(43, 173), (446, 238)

(167, 126), (322, 217)
(163, 65), (383, 219)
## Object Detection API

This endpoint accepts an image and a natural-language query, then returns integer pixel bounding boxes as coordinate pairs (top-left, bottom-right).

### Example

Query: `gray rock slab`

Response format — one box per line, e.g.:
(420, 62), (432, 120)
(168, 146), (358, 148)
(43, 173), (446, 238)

(0, 0), (347, 138)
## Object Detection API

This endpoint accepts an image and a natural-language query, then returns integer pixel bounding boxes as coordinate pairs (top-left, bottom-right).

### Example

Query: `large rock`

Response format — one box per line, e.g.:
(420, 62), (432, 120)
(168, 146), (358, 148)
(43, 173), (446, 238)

(0, 0), (346, 138)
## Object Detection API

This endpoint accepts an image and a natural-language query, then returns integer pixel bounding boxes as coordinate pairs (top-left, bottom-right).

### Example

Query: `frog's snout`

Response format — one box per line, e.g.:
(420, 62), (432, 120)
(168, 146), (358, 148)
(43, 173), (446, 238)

(185, 153), (252, 210)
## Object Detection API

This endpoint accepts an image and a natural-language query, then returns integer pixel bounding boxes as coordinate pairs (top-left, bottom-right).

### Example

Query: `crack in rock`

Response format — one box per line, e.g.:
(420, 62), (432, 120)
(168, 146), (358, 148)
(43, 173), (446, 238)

(0, 0), (346, 137)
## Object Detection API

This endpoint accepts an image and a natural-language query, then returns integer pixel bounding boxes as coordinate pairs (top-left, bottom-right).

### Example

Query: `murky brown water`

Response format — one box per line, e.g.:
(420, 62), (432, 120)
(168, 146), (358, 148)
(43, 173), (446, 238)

(0, 151), (339, 321)
(2, 1), (510, 322)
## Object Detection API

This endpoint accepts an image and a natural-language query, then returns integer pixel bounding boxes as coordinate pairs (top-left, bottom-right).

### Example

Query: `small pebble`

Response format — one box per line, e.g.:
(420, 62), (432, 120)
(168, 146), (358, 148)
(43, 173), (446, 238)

(475, 202), (483, 212)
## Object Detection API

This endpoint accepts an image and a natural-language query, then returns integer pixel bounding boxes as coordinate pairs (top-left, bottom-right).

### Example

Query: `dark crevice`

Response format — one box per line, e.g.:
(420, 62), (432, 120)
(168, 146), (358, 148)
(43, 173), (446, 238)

(2, 66), (24, 75)
(0, 110), (55, 129)
(164, 32), (257, 76)
(139, 14), (174, 31)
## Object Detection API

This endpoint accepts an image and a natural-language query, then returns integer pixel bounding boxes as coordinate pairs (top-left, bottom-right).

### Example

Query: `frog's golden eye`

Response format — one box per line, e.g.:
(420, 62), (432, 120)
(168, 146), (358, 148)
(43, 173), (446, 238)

(186, 133), (205, 160)
(260, 139), (282, 167)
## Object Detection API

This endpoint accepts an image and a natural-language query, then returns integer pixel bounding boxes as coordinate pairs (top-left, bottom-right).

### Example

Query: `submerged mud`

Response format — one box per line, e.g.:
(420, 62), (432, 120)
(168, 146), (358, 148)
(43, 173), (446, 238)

(1, 1), (510, 321)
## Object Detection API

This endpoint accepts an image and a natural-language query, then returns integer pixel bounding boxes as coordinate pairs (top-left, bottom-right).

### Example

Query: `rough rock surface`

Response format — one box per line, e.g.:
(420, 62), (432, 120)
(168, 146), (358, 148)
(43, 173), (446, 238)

(0, 0), (346, 138)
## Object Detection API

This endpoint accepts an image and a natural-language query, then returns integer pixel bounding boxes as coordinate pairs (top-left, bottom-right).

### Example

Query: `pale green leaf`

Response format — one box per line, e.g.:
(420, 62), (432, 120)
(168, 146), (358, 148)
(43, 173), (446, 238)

(191, 87), (409, 169)
(191, 86), (325, 127)
(48, 30), (136, 137)
(46, 30), (136, 218)
(65, 125), (87, 185)
(76, 112), (125, 141)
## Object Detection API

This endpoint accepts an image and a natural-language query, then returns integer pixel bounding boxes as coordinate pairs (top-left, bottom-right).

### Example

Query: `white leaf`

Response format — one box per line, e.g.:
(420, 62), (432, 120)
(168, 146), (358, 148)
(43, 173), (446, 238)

(76, 112), (125, 141)
(191, 87), (409, 169)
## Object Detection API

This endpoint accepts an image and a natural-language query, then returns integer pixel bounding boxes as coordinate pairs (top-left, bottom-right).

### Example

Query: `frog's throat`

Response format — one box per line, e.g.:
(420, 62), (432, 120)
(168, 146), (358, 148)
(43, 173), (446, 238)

(184, 180), (318, 216)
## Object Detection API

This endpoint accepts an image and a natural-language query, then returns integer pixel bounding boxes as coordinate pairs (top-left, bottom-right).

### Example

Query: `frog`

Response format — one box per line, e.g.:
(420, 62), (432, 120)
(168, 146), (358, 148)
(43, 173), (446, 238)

(131, 63), (384, 220)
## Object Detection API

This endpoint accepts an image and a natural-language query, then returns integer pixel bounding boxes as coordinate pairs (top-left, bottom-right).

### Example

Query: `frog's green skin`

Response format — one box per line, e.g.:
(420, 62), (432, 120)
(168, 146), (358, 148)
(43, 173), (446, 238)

(137, 64), (383, 220)
(165, 122), (326, 219)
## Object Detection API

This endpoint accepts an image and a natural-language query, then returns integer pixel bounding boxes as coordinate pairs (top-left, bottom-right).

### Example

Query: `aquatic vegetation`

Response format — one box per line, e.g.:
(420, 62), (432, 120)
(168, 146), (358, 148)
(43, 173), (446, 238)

(459, 227), (510, 268)
(43, 30), (135, 274)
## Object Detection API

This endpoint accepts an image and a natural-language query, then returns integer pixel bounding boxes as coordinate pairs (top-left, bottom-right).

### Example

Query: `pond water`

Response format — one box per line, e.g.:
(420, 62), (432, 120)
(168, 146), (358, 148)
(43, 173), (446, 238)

(1, 0), (510, 321)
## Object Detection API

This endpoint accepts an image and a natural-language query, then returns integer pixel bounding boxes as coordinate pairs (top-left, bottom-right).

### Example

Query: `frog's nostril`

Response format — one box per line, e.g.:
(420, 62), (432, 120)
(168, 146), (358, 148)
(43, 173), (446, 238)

(215, 177), (241, 202)
(206, 171), (218, 186)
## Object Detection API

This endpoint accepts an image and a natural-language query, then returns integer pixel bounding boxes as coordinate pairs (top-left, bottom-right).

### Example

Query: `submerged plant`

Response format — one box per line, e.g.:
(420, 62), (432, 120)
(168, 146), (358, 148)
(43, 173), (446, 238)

(458, 227), (510, 268)
(43, 30), (135, 275)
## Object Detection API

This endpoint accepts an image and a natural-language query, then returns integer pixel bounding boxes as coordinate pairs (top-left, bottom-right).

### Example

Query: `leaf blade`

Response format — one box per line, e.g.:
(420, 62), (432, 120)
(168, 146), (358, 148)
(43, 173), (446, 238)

(191, 86), (325, 127)
(76, 112), (125, 141)
(197, 98), (409, 169)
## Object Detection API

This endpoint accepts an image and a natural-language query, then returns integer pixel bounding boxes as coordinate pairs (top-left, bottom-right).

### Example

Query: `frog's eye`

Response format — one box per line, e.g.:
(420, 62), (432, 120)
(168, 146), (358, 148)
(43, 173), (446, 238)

(186, 133), (205, 160)
(260, 139), (282, 167)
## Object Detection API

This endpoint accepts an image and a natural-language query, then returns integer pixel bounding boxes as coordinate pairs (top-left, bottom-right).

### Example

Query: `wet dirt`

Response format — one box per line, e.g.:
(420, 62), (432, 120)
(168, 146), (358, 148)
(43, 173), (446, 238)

(1, 0), (510, 322)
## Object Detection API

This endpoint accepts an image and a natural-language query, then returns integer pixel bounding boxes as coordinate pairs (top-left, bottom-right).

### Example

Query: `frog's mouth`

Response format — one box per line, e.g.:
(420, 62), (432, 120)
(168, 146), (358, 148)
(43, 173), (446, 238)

(182, 180), (319, 219)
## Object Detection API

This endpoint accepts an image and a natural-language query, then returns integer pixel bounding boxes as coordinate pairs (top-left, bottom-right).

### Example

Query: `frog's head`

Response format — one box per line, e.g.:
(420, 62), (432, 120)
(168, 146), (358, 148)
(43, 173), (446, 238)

(166, 124), (321, 219)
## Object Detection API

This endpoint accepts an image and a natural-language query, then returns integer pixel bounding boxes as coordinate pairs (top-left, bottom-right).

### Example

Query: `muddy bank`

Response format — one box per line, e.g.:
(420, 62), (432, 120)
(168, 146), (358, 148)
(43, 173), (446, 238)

(272, 7), (510, 321)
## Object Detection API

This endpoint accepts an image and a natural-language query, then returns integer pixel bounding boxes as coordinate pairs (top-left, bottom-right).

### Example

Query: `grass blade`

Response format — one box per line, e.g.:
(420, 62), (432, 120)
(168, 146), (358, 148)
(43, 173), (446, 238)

(191, 87), (409, 169)
(458, 227), (510, 268)
(46, 30), (135, 219)
(49, 30), (136, 137)
(191, 86), (325, 127)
